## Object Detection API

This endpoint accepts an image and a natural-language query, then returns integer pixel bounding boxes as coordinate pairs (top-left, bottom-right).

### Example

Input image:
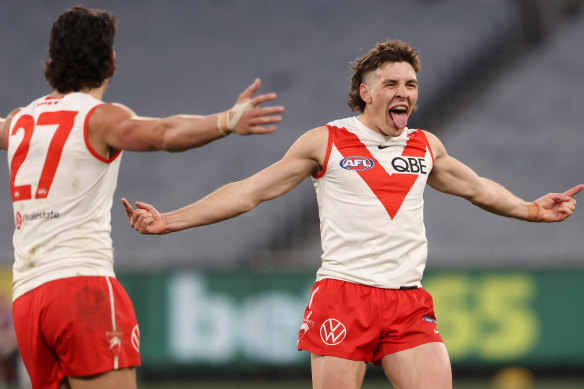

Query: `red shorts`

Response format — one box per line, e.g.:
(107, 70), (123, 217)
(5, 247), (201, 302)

(12, 276), (141, 388)
(297, 278), (443, 365)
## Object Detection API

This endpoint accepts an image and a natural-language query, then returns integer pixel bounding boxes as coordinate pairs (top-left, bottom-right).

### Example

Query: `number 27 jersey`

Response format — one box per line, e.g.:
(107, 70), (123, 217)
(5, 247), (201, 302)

(7, 92), (122, 300)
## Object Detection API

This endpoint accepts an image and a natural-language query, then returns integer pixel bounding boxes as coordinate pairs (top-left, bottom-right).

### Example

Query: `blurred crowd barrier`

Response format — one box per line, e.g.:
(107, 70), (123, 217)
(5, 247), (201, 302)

(1, 266), (583, 383)
(116, 269), (584, 376)
(0, 269), (17, 388)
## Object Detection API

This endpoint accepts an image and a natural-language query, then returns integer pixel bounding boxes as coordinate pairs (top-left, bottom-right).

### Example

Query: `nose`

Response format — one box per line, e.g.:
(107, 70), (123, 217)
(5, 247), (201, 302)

(395, 83), (407, 98)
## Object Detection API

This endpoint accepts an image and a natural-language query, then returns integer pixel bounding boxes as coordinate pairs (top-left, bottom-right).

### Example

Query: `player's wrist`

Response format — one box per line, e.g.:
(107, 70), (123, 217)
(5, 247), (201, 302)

(217, 100), (254, 136)
(159, 214), (173, 235)
(527, 202), (541, 222)
(217, 111), (233, 136)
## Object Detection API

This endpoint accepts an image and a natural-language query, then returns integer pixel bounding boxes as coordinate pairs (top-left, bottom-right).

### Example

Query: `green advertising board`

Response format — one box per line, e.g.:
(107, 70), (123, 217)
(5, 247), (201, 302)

(118, 269), (584, 371)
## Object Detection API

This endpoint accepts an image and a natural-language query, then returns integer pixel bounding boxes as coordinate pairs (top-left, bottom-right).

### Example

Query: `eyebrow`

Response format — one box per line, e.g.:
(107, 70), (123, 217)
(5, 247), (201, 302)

(381, 78), (418, 85)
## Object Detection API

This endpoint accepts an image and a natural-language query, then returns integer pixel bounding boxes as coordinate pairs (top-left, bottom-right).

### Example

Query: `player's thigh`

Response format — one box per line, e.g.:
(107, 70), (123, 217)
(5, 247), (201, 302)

(67, 367), (136, 389)
(381, 342), (451, 389)
(311, 354), (367, 389)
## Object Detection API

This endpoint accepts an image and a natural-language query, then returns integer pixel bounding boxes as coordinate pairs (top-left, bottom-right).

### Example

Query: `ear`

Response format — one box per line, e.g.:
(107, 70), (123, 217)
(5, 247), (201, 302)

(359, 83), (372, 105)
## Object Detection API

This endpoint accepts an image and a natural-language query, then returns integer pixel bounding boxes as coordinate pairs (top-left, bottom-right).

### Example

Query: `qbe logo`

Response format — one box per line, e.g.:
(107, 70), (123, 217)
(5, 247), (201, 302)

(340, 156), (374, 171)
(320, 318), (347, 345)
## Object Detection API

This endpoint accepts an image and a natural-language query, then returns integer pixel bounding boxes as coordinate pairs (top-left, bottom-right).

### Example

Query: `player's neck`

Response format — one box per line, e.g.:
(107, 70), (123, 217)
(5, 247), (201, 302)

(49, 79), (110, 100)
(83, 81), (109, 100)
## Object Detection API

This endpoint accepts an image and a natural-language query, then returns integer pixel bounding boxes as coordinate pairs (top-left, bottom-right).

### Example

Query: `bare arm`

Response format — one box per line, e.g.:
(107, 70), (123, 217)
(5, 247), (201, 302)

(122, 126), (329, 234)
(0, 109), (21, 150)
(90, 79), (284, 157)
(425, 131), (582, 222)
(0, 117), (5, 150)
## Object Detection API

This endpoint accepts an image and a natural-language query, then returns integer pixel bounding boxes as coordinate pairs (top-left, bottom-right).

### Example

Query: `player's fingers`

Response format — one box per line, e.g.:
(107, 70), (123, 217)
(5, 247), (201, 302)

(247, 114), (283, 126)
(133, 211), (152, 231)
(121, 198), (134, 218)
(251, 105), (285, 117)
(138, 217), (155, 234)
(250, 92), (280, 106)
(135, 201), (156, 214)
(237, 78), (261, 101)
(247, 125), (278, 134)
(564, 184), (584, 198)
(566, 199), (577, 211)
(559, 205), (573, 217)
(548, 193), (572, 204)
(130, 208), (149, 227)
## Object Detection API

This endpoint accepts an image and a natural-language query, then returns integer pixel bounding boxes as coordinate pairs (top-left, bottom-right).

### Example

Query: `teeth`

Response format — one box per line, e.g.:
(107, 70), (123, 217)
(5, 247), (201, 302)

(391, 106), (407, 112)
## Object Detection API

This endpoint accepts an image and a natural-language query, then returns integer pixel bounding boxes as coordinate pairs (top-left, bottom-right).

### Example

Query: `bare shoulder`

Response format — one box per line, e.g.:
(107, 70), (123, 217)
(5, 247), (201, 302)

(289, 126), (329, 153)
(0, 108), (22, 149)
(91, 102), (136, 127)
(421, 129), (440, 146)
(5, 107), (22, 123)
(88, 102), (139, 143)
(309, 125), (329, 136)
(284, 125), (330, 167)
(422, 130), (446, 158)
(298, 126), (329, 147)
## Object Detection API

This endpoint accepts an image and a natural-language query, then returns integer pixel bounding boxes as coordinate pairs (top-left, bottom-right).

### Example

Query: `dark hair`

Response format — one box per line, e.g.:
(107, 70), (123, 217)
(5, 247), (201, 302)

(44, 5), (117, 93)
(347, 39), (420, 112)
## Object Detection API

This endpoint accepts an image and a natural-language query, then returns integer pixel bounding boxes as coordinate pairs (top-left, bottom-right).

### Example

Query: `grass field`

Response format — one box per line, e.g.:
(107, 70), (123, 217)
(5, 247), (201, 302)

(6, 376), (584, 388)
(139, 378), (584, 389)
(136, 366), (584, 389)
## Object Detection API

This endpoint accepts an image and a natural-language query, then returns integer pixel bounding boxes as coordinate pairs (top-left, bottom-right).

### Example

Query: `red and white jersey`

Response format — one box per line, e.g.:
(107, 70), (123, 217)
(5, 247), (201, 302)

(7, 92), (122, 300)
(313, 117), (434, 289)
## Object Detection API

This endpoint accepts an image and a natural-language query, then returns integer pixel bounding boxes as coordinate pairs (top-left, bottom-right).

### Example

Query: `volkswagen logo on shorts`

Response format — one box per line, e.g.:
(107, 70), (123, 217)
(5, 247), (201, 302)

(340, 156), (374, 171)
(320, 318), (347, 345)
(131, 325), (140, 352)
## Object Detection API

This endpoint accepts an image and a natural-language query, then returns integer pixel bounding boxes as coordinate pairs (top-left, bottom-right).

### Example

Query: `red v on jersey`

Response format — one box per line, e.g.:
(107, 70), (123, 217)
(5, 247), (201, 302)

(331, 125), (431, 219)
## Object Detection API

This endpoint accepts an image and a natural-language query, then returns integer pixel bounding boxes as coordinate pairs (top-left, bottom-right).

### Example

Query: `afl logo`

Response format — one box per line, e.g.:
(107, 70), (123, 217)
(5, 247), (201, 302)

(340, 156), (374, 171)
(15, 212), (22, 229)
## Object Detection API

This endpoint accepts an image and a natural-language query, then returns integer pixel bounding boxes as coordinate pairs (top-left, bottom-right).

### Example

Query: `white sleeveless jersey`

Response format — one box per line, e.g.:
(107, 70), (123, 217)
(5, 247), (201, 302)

(313, 117), (434, 289)
(7, 92), (122, 300)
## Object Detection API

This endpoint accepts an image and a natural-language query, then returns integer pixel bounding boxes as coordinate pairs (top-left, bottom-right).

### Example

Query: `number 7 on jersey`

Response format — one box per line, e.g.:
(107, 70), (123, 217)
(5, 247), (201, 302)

(10, 111), (78, 202)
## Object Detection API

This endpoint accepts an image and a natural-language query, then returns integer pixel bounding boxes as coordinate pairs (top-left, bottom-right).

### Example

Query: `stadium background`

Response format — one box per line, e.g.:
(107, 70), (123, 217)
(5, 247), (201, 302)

(0, 0), (583, 387)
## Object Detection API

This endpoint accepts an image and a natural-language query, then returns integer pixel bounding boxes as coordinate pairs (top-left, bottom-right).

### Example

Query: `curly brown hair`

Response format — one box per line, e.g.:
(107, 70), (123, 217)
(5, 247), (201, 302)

(347, 39), (420, 113)
(44, 5), (117, 93)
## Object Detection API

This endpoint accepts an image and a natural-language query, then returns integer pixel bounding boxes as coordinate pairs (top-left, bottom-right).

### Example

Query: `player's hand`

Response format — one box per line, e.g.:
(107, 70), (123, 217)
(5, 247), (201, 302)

(533, 184), (583, 222)
(231, 78), (285, 135)
(121, 198), (167, 234)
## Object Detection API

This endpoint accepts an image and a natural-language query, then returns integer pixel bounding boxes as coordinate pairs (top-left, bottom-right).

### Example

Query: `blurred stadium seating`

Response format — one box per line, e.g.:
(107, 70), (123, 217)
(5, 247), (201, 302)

(0, 0), (582, 272)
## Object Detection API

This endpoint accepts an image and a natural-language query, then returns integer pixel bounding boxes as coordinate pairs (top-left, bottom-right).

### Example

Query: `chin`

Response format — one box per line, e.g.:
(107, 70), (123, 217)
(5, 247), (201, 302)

(382, 127), (404, 137)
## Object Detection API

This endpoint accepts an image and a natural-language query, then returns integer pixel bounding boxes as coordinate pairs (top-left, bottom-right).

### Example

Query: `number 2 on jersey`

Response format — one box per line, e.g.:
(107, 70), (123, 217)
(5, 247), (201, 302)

(10, 111), (78, 202)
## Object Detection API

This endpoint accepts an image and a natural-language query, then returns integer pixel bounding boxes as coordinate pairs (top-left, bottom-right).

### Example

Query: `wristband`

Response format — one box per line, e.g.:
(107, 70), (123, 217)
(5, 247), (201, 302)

(217, 100), (255, 136)
(527, 202), (540, 222)
(217, 111), (229, 136)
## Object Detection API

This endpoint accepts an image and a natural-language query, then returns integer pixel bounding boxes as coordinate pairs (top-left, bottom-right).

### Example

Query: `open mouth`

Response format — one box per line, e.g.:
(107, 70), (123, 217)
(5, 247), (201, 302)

(389, 106), (408, 130)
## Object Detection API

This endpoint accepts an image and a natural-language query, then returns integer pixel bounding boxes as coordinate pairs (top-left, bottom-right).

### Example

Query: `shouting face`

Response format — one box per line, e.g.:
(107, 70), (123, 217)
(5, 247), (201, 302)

(358, 61), (418, 137)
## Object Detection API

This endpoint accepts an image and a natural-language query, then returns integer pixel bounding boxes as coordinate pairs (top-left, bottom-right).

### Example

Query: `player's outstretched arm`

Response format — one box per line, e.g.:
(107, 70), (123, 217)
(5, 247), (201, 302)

(425, 131), (582, 223)
(92, 78), (285, 153)
(122, 127), (328, 234)
(121, 158), (315, 234)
